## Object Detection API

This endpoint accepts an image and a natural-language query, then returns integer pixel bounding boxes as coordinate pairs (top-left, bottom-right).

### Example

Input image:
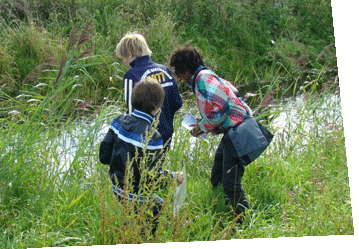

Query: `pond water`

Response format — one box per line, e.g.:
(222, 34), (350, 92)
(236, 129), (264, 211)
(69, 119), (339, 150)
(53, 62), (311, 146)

(54, 93), (343, 175)
(270, 93), (342, 153)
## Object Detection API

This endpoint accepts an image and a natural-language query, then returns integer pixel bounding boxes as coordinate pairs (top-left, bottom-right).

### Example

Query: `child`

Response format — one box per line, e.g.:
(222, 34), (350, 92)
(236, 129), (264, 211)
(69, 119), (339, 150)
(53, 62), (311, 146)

(170, 44), (273, 224)
(99, 78), (183, 233)
(115, 32), (183, 149)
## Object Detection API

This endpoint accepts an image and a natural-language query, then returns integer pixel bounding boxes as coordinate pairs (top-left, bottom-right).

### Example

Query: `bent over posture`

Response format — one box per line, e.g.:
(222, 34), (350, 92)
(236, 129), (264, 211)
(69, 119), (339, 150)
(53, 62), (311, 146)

(170, 44), (272, 224)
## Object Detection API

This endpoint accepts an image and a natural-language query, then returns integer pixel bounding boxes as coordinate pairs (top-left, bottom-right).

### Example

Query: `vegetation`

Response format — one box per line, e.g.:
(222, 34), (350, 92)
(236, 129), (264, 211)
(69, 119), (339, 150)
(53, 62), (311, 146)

(0, 82), (351, 247)
(1, 0), (337, 106)
(0, 0), (351, 247)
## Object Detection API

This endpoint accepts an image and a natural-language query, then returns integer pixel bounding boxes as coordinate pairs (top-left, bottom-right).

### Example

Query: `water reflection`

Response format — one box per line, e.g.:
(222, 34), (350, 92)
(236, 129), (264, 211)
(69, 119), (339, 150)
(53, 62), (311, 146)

(54, 93), (343, 174)
(272, 94), (342, 138)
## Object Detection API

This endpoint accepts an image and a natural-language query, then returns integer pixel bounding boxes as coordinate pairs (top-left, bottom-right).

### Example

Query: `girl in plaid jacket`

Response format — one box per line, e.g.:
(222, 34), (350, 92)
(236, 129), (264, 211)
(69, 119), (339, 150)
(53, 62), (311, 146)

(170, 44), (272, 224)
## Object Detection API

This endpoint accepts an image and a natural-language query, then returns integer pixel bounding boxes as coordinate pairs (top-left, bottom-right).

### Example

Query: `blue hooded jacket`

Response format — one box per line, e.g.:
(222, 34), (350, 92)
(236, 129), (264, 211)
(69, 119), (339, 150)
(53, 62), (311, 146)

(99, 109), (164, 193)
(123, 56), (183, 146)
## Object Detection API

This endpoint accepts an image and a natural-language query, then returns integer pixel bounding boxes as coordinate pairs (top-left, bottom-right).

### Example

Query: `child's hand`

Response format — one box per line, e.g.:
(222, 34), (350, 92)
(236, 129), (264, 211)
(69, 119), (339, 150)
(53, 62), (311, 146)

(189, 117), (202, 128)
(176, 171), (184, 185)
(190, 124), (204, 137)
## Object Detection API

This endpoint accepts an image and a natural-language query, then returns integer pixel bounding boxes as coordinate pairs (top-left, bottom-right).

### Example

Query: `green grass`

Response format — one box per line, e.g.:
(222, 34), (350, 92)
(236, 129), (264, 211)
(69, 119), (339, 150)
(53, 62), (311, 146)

(0, 0), (351, 247)
(0, 0), (337, 106)
(0, 82), (352, 247)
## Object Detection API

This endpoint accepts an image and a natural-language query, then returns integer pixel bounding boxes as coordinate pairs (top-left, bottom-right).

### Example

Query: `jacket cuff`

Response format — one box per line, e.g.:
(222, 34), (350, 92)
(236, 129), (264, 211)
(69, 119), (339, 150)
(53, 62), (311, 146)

(159, 170), (178, 178)
(198, 120), (208, 133)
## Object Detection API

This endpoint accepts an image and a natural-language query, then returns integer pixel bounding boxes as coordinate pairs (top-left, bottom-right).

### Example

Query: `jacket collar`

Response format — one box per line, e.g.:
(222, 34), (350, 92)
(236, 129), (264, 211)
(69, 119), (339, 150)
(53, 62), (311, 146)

(132, 109), (154, 124)
(130, 55), (152, 68)
(187, 65), (208, 94)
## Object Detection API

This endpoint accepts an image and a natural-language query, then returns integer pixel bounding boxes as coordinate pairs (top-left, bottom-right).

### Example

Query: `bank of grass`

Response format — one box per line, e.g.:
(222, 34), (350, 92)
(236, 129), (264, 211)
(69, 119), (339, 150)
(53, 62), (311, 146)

(0, 80), (352, 247)
(1, 0), (337, 106)
(0, 0), (351, 247)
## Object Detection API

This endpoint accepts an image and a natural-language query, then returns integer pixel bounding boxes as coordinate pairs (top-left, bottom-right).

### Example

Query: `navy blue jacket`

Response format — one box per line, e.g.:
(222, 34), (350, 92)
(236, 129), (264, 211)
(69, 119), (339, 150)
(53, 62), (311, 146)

(123, 56), (182, 146)
(99, 109), (164, 193)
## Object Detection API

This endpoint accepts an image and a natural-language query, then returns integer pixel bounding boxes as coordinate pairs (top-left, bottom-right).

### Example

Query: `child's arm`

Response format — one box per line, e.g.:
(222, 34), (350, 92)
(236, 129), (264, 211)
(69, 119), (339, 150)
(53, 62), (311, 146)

(146, 149), (183, 186)
(99, 129), (114, 164)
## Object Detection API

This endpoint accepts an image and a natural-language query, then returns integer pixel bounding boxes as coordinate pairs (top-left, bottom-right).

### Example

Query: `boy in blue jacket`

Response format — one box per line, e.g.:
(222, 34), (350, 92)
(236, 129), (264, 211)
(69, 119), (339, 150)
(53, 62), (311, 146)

(99, 78), (183, 234)
(115, 32), (183, 150)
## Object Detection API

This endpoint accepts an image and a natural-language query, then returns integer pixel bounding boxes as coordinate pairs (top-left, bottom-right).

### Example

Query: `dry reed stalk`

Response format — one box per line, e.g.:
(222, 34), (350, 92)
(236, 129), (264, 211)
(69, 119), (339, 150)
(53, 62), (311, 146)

(54, 57), (65, 85)
(75, 44), (95, 61)
(77, 21), (93, 49)
(54, 21), (93, 85)
(100, 190), (106, 242)
(172, 207), (191, 241)
(258, 90), (276, 112)
(212, 213), (243, 241)
(24, 55), (57, 84)
(68, 23), (80, 51)
(212, 216), (223, 236)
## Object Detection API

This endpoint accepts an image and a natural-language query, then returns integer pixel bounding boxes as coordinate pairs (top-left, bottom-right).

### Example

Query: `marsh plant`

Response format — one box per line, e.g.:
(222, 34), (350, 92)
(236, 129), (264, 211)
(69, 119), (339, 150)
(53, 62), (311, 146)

(1, 0), (337, 105)
(0, 76), (352, 247)
(0, 0), (352, 247)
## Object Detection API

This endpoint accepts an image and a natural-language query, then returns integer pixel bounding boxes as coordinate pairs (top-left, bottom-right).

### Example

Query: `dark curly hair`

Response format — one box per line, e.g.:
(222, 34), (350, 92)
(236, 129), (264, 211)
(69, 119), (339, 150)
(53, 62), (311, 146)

(169, 42), (205, 77)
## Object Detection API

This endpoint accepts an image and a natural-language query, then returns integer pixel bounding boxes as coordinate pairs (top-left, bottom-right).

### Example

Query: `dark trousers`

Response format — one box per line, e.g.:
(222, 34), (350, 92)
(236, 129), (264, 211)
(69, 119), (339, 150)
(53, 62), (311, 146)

(211, 136), (249, 215)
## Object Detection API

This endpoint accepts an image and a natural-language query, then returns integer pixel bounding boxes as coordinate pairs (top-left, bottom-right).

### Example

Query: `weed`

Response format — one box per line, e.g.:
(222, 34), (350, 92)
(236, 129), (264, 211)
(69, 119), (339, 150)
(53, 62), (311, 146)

(0, 0), (351, 246)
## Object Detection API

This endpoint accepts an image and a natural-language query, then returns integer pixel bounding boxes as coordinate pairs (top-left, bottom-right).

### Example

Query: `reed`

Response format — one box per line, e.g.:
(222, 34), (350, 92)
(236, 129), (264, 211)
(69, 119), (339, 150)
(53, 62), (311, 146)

(1, 0), (337, 106)
(0, 0), (350, 247)
(0, 81), (351, 247)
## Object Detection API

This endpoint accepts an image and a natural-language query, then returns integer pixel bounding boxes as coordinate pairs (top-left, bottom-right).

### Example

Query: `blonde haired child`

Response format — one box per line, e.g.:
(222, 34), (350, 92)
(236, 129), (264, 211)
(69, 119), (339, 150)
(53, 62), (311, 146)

(115, 32), (182, 150)
(115, 32), (152, 63)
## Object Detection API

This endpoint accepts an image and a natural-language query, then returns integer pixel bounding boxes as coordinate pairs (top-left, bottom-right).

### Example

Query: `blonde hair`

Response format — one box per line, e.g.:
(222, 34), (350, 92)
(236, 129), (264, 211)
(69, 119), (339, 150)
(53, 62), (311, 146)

(115, 32), (152, 58)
